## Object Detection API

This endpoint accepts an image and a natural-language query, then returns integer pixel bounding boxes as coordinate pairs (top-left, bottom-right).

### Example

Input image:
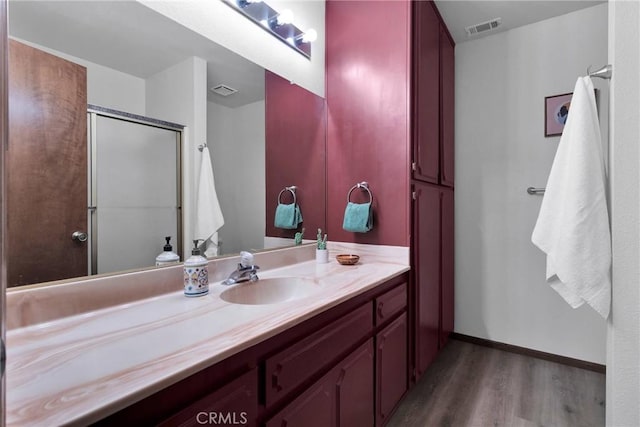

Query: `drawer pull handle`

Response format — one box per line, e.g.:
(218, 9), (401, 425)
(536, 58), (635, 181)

(272, 366), (283, 392)
(377, 302), (384, 318)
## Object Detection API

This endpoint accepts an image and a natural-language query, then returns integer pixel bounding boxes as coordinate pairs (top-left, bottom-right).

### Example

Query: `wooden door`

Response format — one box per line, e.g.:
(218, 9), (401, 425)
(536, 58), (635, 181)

(412, 0), (440, 184)
(440, 26), (455, 187)
(7, 40), (87, 286)
(376, 313), (408, 425)
(440, 188), (454, 347)
(413, 182), (441, 378)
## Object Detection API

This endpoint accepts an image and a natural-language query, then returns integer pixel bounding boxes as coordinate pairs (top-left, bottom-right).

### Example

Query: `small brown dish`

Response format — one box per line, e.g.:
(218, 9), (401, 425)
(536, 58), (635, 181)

(336, 254), (360, 265)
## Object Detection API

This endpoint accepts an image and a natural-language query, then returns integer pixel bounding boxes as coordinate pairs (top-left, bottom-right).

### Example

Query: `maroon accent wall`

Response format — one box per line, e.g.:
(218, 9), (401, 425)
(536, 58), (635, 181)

(326, 0), (411, 247)
(265, 70), (326, 239)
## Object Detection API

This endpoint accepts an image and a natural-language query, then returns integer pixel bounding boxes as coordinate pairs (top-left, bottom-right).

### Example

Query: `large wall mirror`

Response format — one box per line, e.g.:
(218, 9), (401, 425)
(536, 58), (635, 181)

(6, 0), (326, 288)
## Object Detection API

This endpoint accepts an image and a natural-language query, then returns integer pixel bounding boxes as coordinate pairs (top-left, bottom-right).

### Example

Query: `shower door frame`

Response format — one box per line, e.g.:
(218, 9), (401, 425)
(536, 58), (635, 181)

(87, 108), (184, 275)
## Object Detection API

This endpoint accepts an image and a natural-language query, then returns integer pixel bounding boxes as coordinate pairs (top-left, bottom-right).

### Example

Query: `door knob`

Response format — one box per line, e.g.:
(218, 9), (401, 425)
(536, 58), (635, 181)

(72, 231), (88, 242)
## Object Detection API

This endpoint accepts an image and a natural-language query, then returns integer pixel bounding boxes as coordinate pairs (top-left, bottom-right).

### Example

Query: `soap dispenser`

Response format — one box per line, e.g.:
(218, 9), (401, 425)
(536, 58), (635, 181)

(155, 236), (180, 266)
(184, 239), (209, 297)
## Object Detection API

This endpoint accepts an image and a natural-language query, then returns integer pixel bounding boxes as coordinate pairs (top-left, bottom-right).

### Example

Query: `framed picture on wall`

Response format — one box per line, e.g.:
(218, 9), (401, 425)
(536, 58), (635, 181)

(544, 92), (573, 137)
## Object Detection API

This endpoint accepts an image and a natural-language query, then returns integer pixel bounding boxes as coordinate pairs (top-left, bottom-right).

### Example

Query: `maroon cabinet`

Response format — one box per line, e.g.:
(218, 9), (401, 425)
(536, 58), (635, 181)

(410, 0), (455, 381)
(266, 368), (336, 427)
(376, 282), (407, 325)
(159, 369), (258, 427)
(412, 183), (441, 376)
(412, 0), (440, 185)
(265, 303), (372, 406)
(376, 313), (408, 425)
(267, 339), (375, 427)
(412, 1), (455, 188)
(412, 182), (454, 379)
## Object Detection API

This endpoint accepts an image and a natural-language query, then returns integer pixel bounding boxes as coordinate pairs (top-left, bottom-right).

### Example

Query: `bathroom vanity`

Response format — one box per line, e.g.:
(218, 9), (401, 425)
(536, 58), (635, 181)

(5, 243), (410, 426)
(103, 273), (407, 426)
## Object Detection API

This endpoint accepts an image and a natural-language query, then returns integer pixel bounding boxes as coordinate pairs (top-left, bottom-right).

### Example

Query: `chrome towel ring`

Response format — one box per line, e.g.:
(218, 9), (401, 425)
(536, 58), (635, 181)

(278, 185), (298, 205)
(347, 182), (373, 204)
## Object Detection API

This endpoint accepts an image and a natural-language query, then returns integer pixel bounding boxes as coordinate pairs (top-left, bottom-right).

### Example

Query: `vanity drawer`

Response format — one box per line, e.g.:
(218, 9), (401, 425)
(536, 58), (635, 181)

(265, 302), (373, 406)
(375, 282), (407, 325)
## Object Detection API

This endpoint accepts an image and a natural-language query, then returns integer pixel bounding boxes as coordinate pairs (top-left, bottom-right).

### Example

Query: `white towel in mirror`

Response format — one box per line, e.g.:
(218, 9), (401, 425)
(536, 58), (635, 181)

(195, 146), (225, 257)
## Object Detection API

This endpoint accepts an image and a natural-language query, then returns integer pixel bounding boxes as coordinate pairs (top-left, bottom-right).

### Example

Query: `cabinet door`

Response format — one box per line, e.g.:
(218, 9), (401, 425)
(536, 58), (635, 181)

(413, 182), (441, 378)
(412, 0), (440, 184)
(266, 376), (336, 427)
(376, 313), (408, 425)
(265, 303), (372, 406)
(267, 339), (374, 427)
(159, 369), (258, 427)
(440, 188), (454, 347)
(440, 26), (455, 187)
(336, 339), (374, 426)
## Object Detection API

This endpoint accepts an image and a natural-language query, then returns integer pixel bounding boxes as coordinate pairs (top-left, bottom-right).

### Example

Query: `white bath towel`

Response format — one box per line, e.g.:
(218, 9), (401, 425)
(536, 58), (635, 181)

(531, 76), (611, 319)
(195, 146), (225, 257)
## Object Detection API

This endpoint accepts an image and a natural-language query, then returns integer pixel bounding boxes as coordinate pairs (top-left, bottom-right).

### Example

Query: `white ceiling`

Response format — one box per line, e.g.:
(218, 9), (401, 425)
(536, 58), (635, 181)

(8, 0), (607, 108)
(434, 0), (606, 43)
(8, 0), (265, 108)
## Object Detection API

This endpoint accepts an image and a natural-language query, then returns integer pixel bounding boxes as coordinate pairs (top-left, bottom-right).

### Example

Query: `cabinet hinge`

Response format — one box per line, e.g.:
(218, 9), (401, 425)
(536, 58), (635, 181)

(411, 162), (417, 171)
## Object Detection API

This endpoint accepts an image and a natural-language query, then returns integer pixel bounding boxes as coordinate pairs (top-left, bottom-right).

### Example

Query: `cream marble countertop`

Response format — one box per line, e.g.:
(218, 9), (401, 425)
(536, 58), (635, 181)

(6, 243), (409, 426)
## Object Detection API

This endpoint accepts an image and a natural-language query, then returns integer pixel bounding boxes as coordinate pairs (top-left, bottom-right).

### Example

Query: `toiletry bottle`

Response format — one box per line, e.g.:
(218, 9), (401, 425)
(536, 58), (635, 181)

(155, 236), (180, 266)
(184, 240), (209, 297)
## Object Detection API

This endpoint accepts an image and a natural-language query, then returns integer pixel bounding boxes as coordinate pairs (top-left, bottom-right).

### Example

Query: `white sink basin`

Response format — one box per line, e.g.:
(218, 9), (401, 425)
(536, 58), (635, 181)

(219, 277), (321, 305)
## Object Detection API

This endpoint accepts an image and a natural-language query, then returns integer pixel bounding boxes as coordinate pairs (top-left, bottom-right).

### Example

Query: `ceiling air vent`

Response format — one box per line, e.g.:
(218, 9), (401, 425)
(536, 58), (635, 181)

(465, 18), (502, 37)
(211, 84), (238, 97)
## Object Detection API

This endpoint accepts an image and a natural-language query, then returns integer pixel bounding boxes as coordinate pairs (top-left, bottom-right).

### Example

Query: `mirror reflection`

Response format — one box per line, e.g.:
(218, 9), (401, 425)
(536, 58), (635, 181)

(7, 0), (326, 288)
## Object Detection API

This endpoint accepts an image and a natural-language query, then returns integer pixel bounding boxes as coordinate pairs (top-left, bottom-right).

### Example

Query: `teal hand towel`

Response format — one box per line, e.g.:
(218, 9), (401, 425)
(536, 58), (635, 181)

(342, 202), (373, 233)
(274, 203), (303, 229)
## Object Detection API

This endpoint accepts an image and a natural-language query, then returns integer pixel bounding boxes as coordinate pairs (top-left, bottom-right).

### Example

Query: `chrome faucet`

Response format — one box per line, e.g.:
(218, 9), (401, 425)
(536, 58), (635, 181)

(222, 251), (260, 285)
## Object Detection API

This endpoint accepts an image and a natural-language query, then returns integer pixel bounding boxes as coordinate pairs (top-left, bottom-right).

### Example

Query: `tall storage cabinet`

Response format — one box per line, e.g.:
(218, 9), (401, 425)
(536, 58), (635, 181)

(411, 0), (455, 383)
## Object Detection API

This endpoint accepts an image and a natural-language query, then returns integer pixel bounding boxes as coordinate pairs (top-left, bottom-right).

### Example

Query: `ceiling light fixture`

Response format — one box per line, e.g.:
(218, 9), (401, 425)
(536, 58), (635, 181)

(224, 0), (315, 59)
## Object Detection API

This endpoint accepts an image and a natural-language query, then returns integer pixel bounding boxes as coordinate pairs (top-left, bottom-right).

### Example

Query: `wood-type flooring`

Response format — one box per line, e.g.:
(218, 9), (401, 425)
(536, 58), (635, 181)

(388, 339), (605, 426)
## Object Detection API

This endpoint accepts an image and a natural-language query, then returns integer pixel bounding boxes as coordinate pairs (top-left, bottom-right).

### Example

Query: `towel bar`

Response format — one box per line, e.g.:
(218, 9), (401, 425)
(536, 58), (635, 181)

(527, 187), (545, 195)
(278, 186), (297, 205)
(347, 182), (373, 203)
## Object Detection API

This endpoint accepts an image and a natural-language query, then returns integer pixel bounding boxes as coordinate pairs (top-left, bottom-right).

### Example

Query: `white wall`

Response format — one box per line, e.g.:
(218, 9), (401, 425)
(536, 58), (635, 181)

(146, 57), (208, 256)
(607, 0), (640, 424)
(137, 0), (325, 98)
(456, 4), (608, 363)
(207, 100), (265, 255)
(10, 38), (146, 115)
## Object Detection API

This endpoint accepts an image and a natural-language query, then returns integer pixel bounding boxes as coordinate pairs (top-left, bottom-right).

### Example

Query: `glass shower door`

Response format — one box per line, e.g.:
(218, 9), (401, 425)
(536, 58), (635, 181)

(91, 114), (181, 274)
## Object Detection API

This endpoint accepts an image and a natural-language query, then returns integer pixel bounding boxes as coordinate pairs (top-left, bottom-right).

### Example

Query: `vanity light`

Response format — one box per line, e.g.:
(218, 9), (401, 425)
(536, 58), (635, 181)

(301, 29), (317, 43)
(276, 9), (294, 26)
(223, 0), (314, 59)
(292, 29), (318, 45)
